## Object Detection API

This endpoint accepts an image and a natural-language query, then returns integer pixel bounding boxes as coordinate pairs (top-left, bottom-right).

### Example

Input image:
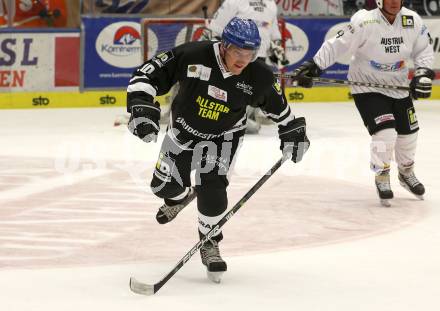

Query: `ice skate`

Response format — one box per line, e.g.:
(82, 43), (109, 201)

(200, 239), (227, 283)
(156, 187), (197, 224)
(375, 171), (393, 207)
(398, 170), (425, 200)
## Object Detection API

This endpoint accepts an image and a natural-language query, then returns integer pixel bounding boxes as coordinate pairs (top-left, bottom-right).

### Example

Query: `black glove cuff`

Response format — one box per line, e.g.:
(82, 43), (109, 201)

(130, 99), (161, 120)
(278, 117), (306, 137)
(127, 94), (155, 112)
(414, 67), (435, 80)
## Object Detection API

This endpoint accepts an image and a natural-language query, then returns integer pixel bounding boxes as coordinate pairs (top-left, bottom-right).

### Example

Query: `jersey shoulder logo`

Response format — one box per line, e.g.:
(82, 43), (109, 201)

(361, 19), (380, 26)
(152, 51), (174, 68)
(273, 79), (282, 95)
(401, 15), (414, 28)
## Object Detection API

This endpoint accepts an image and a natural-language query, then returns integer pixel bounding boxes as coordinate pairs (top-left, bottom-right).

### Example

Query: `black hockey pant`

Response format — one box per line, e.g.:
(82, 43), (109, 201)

(150, 130), (245, 241)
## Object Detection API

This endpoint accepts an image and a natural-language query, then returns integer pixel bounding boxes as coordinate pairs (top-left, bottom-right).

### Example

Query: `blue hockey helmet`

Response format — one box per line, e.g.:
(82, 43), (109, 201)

(222, 17), (261, 51)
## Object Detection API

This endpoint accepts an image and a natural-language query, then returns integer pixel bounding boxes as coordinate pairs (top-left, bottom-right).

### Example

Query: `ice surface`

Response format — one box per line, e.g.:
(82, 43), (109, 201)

(1, 102), (439, 310)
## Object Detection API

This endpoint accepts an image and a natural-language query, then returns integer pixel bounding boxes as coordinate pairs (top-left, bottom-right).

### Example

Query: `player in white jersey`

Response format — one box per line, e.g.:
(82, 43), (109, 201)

(207, 0), (286, 63)
(203, 0), (288, 134)
(292, 0), (435, 206)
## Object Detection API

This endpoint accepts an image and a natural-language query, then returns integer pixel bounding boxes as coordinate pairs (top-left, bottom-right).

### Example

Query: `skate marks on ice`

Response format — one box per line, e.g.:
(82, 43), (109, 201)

(225, 176), (429, 254)
(0, 156), (429, 269)
(0, 156), (162, 269)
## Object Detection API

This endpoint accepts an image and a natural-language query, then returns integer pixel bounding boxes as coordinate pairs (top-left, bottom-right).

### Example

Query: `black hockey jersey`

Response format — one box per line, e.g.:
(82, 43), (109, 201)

(127, 40), (293, 142)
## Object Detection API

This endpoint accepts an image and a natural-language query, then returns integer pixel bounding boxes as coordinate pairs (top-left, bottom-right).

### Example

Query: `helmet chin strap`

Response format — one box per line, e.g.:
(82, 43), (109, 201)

(219, 43), (231, 72)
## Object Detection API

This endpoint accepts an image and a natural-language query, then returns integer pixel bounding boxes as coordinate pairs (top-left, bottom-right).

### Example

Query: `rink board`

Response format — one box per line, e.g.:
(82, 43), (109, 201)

(0, 91), (166, 109)
(1, 86), (440, 109)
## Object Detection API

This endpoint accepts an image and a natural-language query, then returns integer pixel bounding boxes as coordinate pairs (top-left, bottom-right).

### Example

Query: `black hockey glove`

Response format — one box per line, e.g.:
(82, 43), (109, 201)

(410, 67), (435, 100)
(291, 59), (323, 88)
(278, 117), (310, 163)
(128, 98), (161, 143)
(269, 40), (289, 67)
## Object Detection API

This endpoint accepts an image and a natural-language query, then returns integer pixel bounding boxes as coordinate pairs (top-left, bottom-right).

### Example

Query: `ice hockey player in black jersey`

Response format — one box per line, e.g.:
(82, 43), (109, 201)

(126, 17), (309, 283)
(203, 0), (290, 134)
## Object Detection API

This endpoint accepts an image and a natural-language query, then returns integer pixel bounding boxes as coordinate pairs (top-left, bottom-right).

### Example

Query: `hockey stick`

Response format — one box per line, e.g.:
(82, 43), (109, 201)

(276, 74), (410, 91)
(200, 5), (213, 40)
(185, 23), (193, 43)
(129, 155), (289, 295)
(202, 5), (209, 24)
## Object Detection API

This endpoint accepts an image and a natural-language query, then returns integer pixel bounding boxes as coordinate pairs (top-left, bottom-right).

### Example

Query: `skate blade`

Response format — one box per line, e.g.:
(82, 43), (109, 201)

(207, 271), (224, 283)
(380, 199), (391, 207)
(399, 182), (425, 200)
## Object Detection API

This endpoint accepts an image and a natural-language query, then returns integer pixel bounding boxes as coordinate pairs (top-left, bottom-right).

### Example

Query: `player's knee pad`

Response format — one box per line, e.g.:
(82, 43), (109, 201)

(150, 175), (186, 199)
(370, 128), (397, 173)
(395, 132), (418, 169)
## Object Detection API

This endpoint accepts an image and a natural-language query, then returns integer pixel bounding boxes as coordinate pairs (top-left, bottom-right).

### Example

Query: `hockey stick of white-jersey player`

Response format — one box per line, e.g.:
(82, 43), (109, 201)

(200, 5), (213, 40)
(276, 74), (410, 91)
(129, 155), (289, 296)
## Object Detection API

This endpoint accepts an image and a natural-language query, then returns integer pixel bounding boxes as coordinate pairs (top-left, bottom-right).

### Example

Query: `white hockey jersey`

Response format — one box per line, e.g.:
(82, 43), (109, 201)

(313, 7), (434, 98)
(209, 0), (281, 58)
